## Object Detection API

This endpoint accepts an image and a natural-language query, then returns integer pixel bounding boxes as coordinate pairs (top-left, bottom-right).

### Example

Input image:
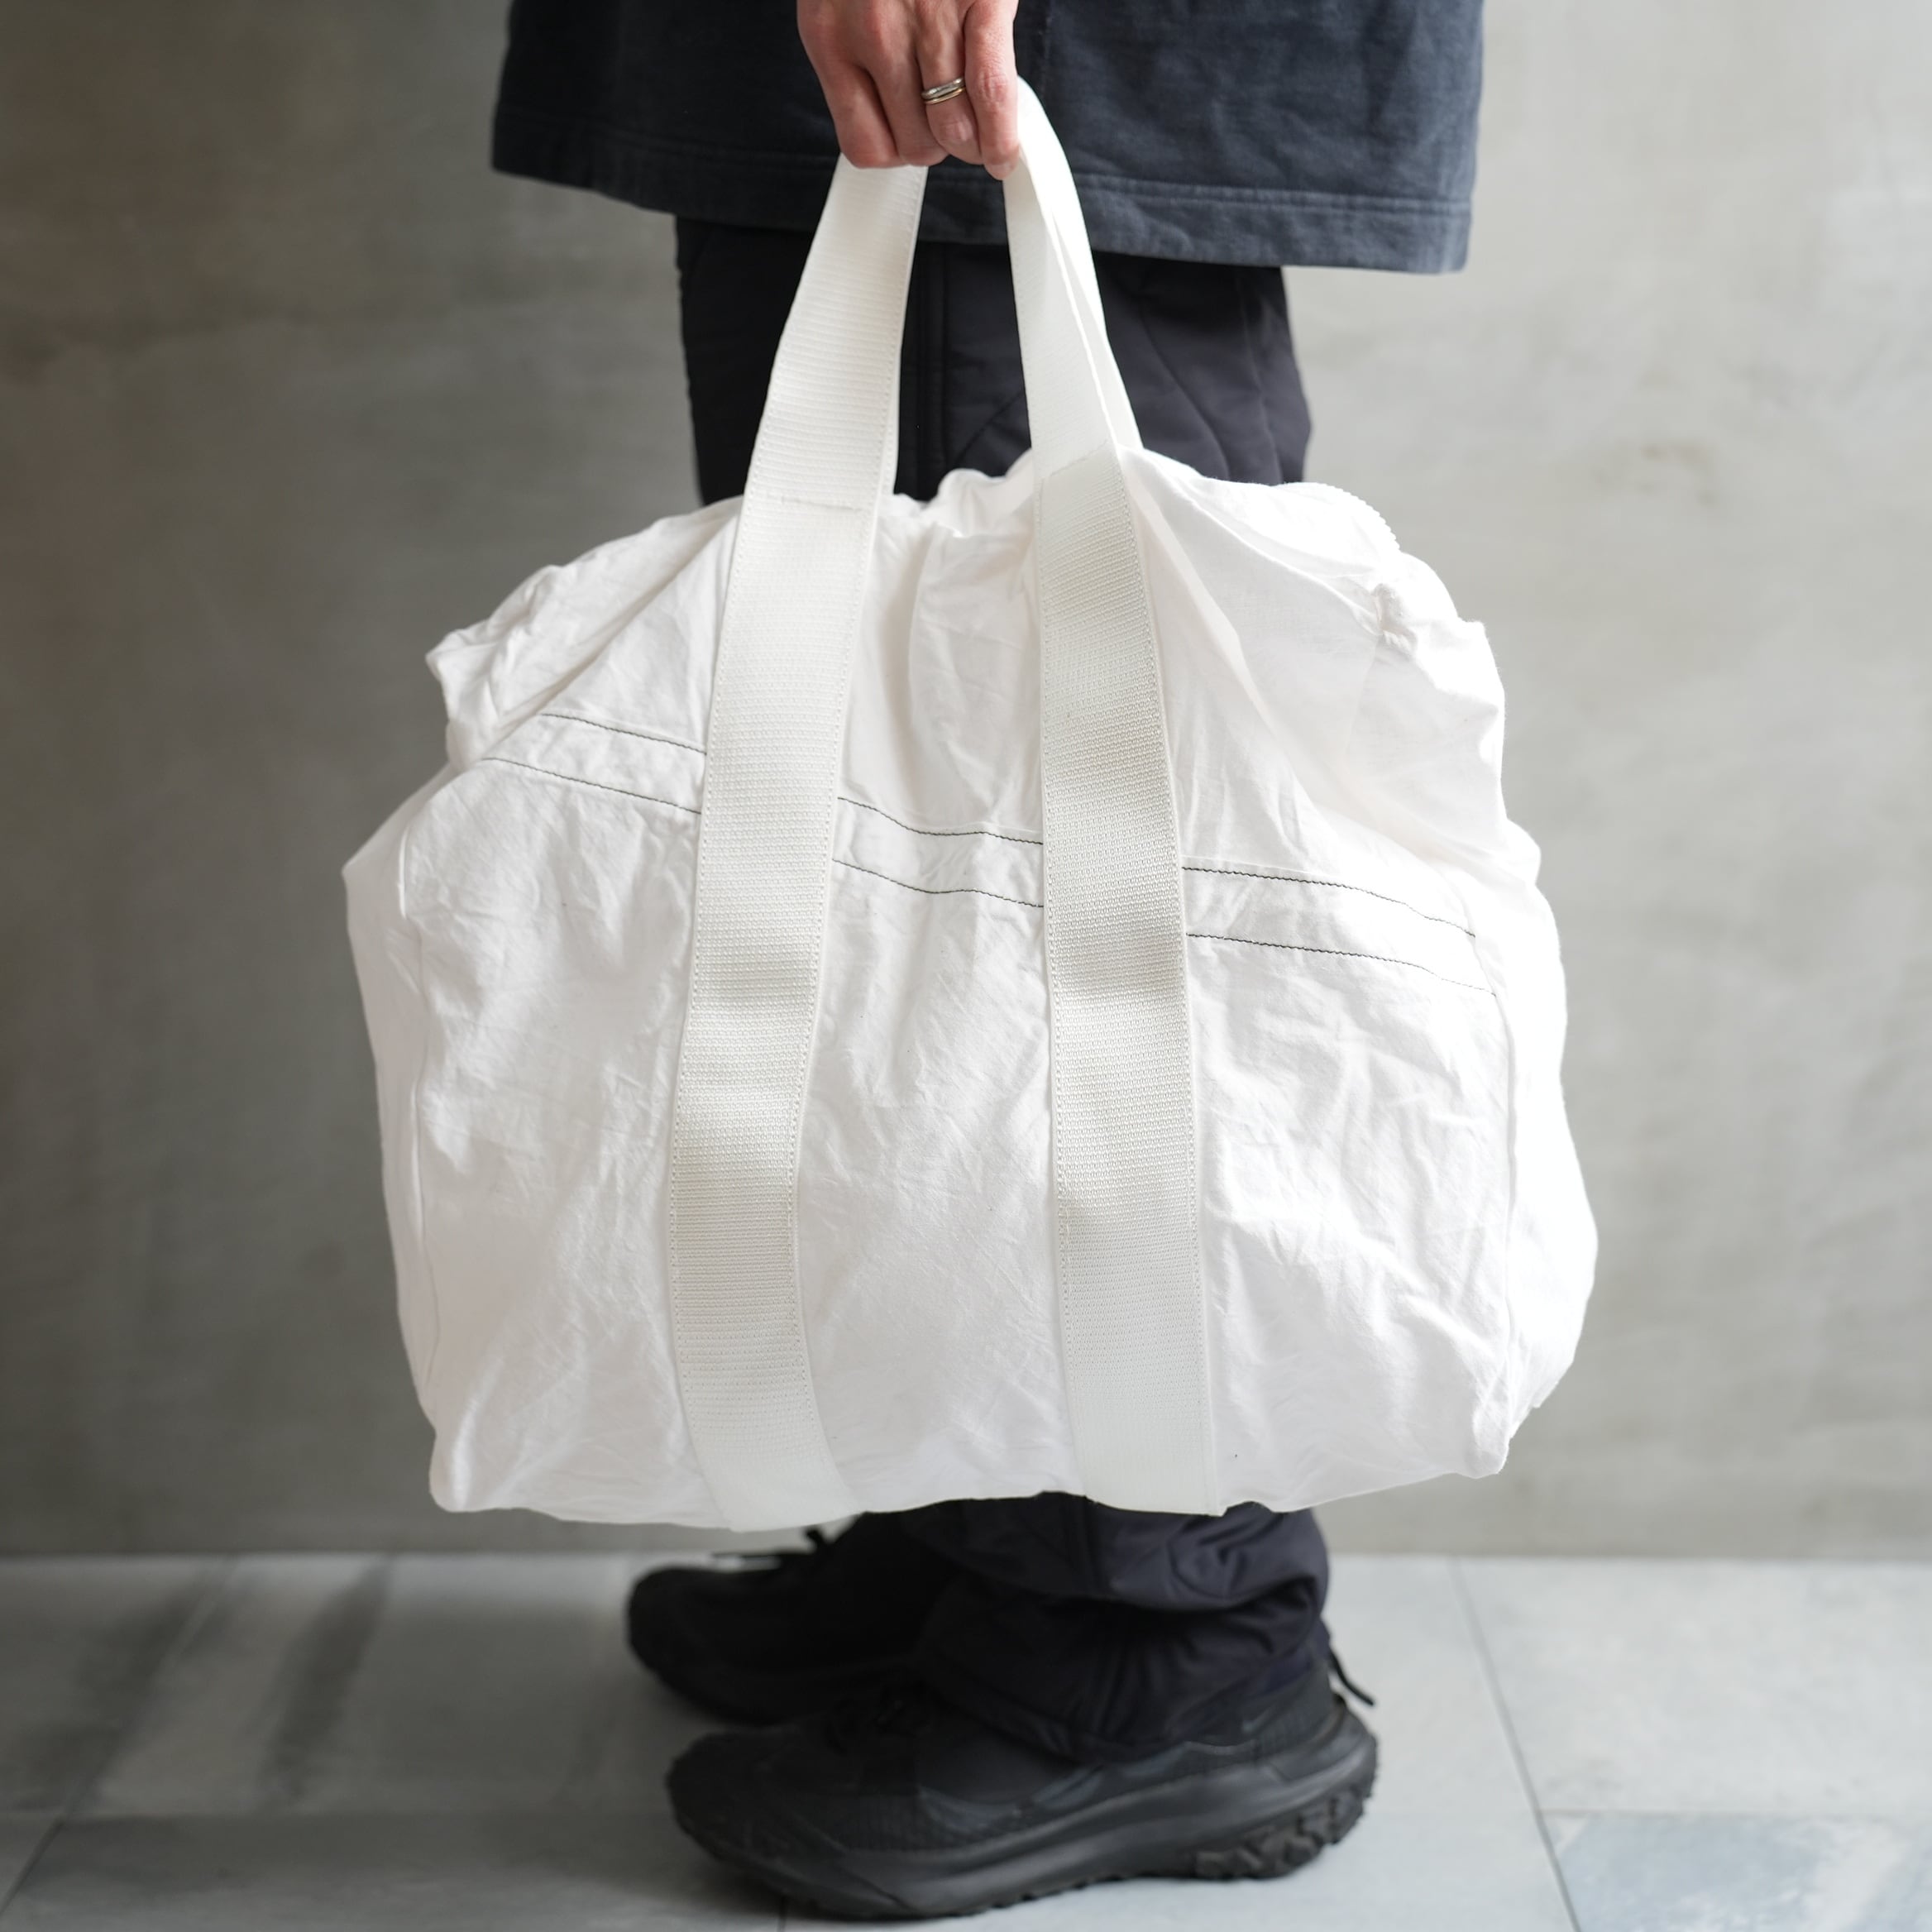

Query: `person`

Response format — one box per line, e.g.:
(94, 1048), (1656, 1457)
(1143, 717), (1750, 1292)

(493, 1), (1481, 1916)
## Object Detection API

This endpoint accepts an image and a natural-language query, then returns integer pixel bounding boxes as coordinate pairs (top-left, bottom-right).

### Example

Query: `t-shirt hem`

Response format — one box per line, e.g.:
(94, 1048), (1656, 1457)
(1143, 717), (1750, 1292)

(492, 109), (1471, 274)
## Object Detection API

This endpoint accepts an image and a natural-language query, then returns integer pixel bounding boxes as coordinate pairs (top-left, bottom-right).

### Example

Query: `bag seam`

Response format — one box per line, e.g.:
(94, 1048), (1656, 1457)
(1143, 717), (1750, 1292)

(476, 753), (1494, 994)
(535, 710), (1475, 930)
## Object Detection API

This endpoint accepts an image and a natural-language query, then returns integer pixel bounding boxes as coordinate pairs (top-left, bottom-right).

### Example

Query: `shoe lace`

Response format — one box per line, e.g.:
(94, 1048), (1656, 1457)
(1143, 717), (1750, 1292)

(823, 1677), (937, 1751)
(1328, 1647), (1377, 1708)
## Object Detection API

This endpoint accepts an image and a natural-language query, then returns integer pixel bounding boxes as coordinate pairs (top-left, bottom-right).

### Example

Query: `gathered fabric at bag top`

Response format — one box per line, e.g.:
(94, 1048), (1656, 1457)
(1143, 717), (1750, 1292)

(345, 86), (1595, 1533)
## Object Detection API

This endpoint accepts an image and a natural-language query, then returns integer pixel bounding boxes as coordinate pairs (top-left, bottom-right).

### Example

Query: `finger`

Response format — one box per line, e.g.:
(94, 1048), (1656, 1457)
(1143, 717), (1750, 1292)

(811, 57), (903, 169)
(914, 11), (980, 165)
(865, 34), (948, 166)
(964, 0), (1021, 179)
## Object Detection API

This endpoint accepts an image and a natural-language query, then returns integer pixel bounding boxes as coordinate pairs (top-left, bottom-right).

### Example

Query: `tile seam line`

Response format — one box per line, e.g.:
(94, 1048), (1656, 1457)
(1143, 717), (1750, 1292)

(62, 1555), (240, 1820)
(1450, 1557), (1585, 1932)
(0, 1815), (59, 1920)
(1537, 1805), (1932, 1823)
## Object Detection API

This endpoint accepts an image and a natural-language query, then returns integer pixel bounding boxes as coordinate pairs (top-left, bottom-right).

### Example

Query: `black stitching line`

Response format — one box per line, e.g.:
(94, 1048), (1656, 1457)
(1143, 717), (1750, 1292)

(539, 713), (1470, 938)
(481, 755), (697, 815)
(510, 732), (1477, 968)
(485, 760), (1034, 907)
(1183, 862), (1475, 935)
(546, 713), (704, 757)
(841, 795), (1042, 847)
(545, 715), (1045, 847)
(479, 758), (1489, 988)
(1187, 928), (1491, 994)
(834, 856), (1042, 911)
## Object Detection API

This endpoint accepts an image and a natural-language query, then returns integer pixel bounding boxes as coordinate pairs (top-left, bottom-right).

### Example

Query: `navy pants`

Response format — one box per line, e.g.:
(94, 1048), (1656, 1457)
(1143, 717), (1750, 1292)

(677, 218), (1328, 1764)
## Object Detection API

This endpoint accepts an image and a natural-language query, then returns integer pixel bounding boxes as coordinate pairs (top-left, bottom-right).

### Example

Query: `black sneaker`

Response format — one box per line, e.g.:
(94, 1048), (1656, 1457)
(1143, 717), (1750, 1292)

(667, 1657), (1377, 1920)
(627, 1517), (959, 1724)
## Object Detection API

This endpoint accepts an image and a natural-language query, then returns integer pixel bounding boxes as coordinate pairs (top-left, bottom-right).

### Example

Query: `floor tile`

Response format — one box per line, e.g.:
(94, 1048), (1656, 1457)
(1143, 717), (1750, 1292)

(88, 1555), (720, 1816)
(0, 1812), (777, 1930)
(1461, 1560), (1932, 1815)
(1549, 1814), (1932, 1932)
(0, 1560), (217, 1812)
(0, 1820), (55, 1907)
(84, 1556), (382, 1816)
(289, 1556), (715, 1814)
(1321, 1555), (1537, 1816)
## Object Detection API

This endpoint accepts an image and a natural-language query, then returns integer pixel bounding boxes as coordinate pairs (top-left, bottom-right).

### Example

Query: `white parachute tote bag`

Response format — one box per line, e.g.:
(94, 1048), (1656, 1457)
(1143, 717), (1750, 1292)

(345, 84), (1595, 1533)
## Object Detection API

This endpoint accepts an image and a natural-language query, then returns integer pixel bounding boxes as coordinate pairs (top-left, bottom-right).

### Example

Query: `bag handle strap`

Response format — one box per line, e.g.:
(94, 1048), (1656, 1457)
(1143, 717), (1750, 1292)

(669, 89), (1217, 1529)
(1005, 86), (1141, 468)
(1006, 87), (1217, 1517)
(665, 164), (921, 1531)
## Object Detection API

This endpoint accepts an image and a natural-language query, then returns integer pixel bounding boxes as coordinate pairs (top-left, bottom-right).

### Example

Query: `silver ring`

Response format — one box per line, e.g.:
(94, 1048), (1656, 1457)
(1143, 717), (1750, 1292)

(920, 77), (967, 105)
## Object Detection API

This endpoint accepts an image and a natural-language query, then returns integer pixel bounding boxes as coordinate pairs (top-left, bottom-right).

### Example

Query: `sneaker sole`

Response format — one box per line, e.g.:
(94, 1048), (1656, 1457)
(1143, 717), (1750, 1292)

(676, 1699), (1377, 1920)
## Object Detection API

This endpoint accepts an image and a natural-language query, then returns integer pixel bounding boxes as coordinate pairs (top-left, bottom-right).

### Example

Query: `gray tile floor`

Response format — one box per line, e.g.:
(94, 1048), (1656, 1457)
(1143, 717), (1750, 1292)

(0, 1555), (1925, 1929)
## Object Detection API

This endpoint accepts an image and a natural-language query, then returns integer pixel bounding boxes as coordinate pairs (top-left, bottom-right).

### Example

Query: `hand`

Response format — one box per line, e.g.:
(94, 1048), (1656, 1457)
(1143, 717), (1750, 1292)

(797, 0), (1021, 179)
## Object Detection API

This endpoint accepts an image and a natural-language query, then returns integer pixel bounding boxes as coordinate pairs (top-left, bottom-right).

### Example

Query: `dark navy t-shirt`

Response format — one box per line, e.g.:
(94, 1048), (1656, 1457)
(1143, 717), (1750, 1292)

(492, 0), (1483, 271)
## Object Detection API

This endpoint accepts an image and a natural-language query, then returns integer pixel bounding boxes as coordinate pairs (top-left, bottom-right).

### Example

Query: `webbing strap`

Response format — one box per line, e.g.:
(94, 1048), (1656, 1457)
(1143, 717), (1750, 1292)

(1010, 90), (1218, 1513)
(666, 91), (1218, 1528)
(667, 165), (924, 1530)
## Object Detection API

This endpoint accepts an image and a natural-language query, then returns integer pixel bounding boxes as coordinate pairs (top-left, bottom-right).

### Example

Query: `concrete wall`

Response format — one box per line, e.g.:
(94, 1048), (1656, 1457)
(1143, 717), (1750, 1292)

(2, 1), (1927, 1555)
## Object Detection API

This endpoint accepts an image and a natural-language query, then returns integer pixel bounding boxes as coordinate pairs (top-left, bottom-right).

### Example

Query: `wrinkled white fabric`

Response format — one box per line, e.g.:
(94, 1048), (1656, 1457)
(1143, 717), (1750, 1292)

(345, 447), (1595, 1526)
(346, 88), (1592, 1530)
